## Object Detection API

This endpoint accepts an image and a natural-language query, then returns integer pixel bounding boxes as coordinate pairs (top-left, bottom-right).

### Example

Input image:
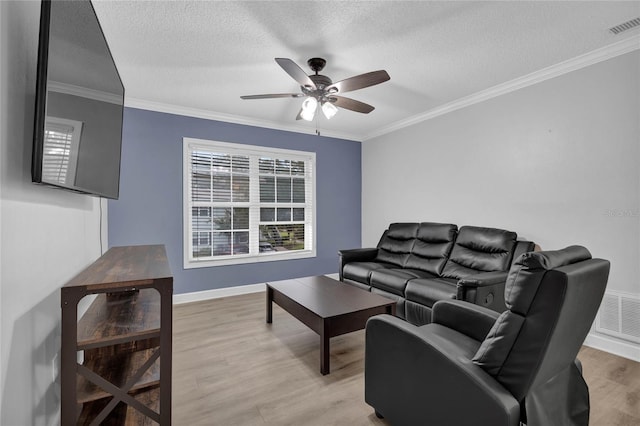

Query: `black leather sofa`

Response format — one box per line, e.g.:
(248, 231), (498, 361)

(339, 222), (534, 325)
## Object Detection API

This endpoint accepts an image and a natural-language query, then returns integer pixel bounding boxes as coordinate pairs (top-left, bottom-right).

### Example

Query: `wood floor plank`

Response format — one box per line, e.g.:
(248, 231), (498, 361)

(579, 346), (640, 425)
(172, 291), (639, 425)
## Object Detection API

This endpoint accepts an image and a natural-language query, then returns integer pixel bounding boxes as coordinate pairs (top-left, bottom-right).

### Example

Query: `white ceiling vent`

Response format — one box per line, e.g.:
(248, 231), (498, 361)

(609, 17), (640, 35)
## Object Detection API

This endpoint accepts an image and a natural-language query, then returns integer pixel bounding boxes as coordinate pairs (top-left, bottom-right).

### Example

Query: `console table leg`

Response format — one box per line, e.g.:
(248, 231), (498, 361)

(320, 326), (330, 375)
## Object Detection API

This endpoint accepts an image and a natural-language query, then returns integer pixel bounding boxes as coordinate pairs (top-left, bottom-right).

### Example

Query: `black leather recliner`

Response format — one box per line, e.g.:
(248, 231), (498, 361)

(364, 246), (610, 426)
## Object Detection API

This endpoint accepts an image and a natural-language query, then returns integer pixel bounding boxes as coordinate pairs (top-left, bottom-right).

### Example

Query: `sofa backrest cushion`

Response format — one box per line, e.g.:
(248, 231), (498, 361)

(376, 223), (419, 267)
(404, 222), (458, 275)
(441, 226), (517, 279)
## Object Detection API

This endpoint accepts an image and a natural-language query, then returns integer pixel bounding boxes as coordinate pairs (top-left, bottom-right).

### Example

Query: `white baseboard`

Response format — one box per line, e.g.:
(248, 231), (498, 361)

(173, 283), (266, 304)
(584, 332), (640, 362)
(173, 273), (341, 305)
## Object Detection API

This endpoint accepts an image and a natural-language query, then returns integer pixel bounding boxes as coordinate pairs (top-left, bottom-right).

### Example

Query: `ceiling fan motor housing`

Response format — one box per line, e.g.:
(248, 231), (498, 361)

(303, 57), (334, 98)
(309, 74), (332, 88)
(302, 74), (334, 100)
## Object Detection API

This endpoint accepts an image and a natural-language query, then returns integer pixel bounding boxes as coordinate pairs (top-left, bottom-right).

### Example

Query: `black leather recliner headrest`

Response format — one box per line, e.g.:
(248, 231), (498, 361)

(516, 245), (592, 270)
(505, 245), (592, 313)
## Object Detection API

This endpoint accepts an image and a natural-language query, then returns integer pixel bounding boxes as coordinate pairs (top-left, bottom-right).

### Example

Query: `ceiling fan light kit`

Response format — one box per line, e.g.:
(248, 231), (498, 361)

(241, 57), (390, 122)
(300, 97), (318, 121)
(321, 101), (338, 120)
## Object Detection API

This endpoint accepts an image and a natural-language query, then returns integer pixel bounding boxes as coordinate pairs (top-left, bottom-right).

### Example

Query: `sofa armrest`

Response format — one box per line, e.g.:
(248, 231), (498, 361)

(432, 299), (499, 342)
(458, 270), (508, 287)
(338, 248), (378, 281)
(339, 247), (378, 262)
(457, 271), (509, 312)
(365, 315), (520, 425)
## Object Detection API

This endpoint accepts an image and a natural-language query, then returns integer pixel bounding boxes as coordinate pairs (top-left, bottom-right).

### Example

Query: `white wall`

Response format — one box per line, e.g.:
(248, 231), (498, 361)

(0, 0), (4, 421)
(0, 2), (104, 424)
(363, 50), (639, 356)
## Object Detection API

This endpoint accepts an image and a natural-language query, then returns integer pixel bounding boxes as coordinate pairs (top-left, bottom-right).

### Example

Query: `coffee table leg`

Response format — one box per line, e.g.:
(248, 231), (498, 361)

(386, 304), (395, 316)
(266, 286), (273, 324)
(320, 323), (330, 375)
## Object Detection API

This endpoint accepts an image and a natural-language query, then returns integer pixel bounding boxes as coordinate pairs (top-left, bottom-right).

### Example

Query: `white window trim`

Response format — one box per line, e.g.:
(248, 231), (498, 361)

(42, 116), (82, 186)
(183, 137), (317, 268)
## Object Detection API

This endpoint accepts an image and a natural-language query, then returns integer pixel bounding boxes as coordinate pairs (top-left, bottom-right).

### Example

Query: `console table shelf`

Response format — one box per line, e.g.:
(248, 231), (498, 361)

(61, 245), (173, 425)
(77, 348), (160, 404)
(77, 290), (161, 350)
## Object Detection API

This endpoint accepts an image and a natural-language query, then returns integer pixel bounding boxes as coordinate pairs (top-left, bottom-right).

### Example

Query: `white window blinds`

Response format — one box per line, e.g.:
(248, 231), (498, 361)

(183, 138), (315, 267)
(42, 117), (82, 185)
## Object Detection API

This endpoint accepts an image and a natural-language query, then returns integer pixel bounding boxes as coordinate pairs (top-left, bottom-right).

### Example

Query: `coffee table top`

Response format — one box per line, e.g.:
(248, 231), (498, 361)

(266, 275), (395, 319)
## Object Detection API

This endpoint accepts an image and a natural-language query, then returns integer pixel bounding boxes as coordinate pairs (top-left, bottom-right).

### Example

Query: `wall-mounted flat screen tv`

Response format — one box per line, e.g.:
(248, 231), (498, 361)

(32, 0), (124, 199)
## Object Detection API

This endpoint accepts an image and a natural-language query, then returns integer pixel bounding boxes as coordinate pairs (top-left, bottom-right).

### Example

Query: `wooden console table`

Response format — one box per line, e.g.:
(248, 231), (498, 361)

(60, 245), (173, 425)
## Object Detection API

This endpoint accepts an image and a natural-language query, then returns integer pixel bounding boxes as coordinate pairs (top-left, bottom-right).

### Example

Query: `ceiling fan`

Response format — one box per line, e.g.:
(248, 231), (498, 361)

(240, 57), (390, 121)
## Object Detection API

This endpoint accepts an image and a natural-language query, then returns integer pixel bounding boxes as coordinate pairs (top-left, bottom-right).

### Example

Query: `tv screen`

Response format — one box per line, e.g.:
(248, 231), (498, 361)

(32, 0), (124, 199)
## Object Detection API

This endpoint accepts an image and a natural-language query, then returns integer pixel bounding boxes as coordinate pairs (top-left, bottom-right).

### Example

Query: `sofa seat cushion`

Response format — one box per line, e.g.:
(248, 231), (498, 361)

(405, 278), (458, 308)
(343, 279), (372, 292)
(343, 261), (393, 284)
(371, 288), (406, 319)
(370, 268), (436, 296)
(405, 300), (433, 326)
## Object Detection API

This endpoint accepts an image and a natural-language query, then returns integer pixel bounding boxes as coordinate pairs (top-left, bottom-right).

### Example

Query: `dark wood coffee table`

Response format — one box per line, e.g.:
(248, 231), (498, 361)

(266, 275), (395, 375)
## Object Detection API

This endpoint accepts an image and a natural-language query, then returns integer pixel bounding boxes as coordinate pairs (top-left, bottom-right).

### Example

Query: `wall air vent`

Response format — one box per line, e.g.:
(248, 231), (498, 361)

(609, 17), (640, 35)
(596, 290), (640, 343)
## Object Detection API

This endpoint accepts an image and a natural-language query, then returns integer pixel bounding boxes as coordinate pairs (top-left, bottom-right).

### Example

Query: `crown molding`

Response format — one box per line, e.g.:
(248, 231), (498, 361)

(363, 35), (640, 141)
(48, 81), (122, 105)
(123, 36), (639, 143)
(124, 97), (362, 142)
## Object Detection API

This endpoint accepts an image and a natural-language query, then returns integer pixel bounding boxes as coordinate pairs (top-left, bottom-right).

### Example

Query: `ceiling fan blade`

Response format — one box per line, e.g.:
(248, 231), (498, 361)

(240, 93), (304, 100)
(326, 70), (390, 94)
(331, 96), (375, 114)
(275, 58), (317, 89)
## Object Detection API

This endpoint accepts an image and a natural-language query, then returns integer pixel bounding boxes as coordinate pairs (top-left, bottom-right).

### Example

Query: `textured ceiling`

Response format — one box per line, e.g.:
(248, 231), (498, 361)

(91, 0), (640, 140)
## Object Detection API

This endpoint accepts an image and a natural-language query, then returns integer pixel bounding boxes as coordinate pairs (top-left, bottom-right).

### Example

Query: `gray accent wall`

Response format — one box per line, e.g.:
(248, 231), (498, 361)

(108, 108), (362, 294)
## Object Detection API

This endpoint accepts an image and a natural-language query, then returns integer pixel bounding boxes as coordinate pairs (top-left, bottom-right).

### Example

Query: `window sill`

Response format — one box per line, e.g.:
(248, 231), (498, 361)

(183, 249), (316, 269)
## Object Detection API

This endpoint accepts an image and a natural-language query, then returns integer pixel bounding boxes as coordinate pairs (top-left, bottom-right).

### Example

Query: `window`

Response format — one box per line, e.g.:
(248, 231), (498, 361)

(42, 117), (82, 186)
(183, 138), (316, 267)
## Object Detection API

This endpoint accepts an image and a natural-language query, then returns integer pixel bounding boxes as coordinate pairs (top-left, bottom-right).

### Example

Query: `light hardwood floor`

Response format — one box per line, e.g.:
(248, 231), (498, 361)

(173, 292), (640, 425)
